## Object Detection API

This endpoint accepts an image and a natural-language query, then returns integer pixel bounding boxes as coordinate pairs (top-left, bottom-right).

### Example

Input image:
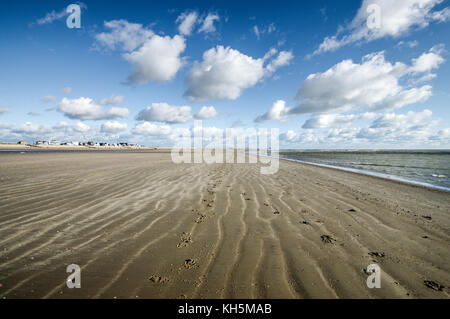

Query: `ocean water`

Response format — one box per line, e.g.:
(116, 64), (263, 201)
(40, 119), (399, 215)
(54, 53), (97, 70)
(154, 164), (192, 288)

(279, 150), (450, 192)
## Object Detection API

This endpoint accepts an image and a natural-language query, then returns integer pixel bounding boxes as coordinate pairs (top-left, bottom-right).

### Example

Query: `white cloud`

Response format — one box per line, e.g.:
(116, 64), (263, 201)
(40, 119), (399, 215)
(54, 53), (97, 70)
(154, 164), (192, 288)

(302, 112), (377, 128)
(10, 122), (52, 135)
(194, 106), (219, 119)
(198, 13), (220, 33)
(293, 49), (443, 114)
(280, 129), (321, 144)
(265, 50), (294, 73)
(409, 45), (445, 73)
(254, 100), (291, 122)
(253, 26), (260, 39)
(61, 87), (72, 95)
(123, 34), (186, 84)
(312, 0), (449, 55)
(325, 110), (440, 145)
(132, 122), (171, 136)
(176, 11), (198, 36)
(136, 103), (192, 124)
(41, 95), (57, 103)
(253, 23), (276, 39)
(27, 111), (41, 117)
(369, 109), (433, 128)
(431, 6), (450, 22)
(100, 95), (124, 106)
(95, 20), (186, 84)
(35, 8), (67, 25)
(54, 121), (91, 133)
(396, 40), (419, 48)
(101, 121), (128, 133)
(0, 106), (10, 114)
(278, 109), (449, 147)
(184, 46), (293, 101)
(57, 97), (130, 120)
(95, 20), (154, 51)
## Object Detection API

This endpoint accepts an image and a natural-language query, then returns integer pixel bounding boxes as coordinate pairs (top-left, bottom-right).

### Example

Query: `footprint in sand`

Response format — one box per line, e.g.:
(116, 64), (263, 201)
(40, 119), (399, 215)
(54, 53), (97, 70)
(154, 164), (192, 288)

(321, 235), (336, 244)
(148, 275), (169, 284)
(184, 258), (196, 269)
(195, 213), (206, 223)
(368, 252), (385, 258)
(424, 280), (445, 291)
(177, 232), (193, 248)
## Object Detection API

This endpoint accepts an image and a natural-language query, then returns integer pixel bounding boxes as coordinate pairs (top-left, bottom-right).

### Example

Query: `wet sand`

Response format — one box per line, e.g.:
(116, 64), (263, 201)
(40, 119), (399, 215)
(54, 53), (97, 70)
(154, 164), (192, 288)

(0, 151), (448, 298)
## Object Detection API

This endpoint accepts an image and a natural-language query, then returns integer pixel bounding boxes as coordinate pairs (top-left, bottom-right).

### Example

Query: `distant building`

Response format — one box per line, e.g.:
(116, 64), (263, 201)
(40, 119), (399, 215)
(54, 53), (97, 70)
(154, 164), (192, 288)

(17, 140), (27, 145)
(35, 140), (47, 145)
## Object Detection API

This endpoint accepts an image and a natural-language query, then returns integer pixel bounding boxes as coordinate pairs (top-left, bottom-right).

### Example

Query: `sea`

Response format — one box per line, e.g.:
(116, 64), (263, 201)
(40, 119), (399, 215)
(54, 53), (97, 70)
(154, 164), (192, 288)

(279, 150), (450, 192)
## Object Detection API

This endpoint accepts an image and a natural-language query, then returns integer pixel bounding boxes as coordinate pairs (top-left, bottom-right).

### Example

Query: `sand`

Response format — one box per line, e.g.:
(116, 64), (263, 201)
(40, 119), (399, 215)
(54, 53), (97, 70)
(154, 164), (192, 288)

(0, 151), (448, 299)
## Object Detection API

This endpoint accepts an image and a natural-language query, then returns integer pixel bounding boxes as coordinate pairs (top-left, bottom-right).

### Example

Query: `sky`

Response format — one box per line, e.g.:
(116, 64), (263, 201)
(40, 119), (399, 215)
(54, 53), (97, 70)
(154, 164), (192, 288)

(0, 0), (449, 149)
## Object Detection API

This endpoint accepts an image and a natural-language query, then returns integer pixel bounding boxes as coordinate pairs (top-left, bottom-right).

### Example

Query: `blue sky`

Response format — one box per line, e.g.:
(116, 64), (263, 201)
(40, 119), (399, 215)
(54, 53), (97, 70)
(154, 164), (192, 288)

(0, 0), (449, 148)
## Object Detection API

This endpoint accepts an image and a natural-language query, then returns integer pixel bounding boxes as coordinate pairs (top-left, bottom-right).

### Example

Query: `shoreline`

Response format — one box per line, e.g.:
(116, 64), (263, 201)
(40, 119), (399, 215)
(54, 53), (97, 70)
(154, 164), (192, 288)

(279, 156), (450, 193)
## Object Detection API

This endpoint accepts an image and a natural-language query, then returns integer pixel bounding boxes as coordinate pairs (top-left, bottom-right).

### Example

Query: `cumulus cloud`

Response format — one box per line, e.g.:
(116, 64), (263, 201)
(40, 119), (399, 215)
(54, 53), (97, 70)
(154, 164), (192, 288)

(370, 109), (433, 128)
(123, 35), (186, 84)
(61, 87), (72, 95)
(409, 44), (445, 73)
(95, 20), (186, 84)
(254, 100), (291, 122)
(136, 103), (192, 124)
(176, 11), (198, 36)
(280, 129), (321, 144)
(302, 112), (377, 128)
(194, 106), (219, 119)
(311, 0), (449, 56)
(279, 109), (449, 147)
(132, 122), (171, 136)
(57, 97), (130, 120)
(41, 95), (57, 103)
(10, 122), (52, 135)
(101, 121), (128, 133)
(100, 95), (124, 106)
(184, 46), (293, 101)
(54, 121), (91, 133)
(198, 13), (220, 33)
(292, 48), (443, 115)
(265, 51), (294, 73)
(327, 110), (440, 144)
(95, 20), (154, 51)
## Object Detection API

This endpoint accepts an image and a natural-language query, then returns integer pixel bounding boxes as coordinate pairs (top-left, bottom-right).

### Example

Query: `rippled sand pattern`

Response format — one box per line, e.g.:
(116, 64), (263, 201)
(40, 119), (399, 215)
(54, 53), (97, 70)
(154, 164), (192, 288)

(0, 152), (449, 298)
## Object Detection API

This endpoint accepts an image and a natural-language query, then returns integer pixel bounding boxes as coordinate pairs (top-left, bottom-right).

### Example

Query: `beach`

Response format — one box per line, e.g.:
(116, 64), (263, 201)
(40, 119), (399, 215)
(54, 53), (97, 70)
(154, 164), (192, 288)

(0, 151), (448, 299)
